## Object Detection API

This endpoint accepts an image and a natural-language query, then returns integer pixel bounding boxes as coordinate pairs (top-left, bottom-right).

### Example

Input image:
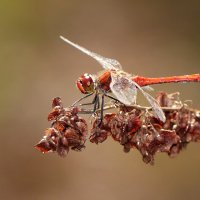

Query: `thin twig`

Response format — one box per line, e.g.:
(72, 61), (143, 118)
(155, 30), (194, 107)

(79, 104), (197, 114)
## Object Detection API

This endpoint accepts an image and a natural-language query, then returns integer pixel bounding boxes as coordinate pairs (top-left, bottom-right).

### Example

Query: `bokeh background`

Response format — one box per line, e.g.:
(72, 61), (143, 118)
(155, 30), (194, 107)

(1, 0), (200, 199)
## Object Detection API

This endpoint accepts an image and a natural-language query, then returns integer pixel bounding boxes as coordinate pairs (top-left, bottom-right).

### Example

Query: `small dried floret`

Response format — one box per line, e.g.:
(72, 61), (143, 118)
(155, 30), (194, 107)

(48, 106), (63, 121)
(52, 97), (63, 108)
(35, 139), (52, 153)
(90, 114), (114, 144)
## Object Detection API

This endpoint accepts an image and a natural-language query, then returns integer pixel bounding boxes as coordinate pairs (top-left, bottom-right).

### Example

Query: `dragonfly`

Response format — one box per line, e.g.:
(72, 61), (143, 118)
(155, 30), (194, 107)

(60, 36), (200, 122)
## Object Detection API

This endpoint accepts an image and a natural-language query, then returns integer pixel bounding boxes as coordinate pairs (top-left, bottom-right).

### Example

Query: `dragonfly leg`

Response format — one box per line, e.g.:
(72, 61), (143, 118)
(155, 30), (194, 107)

(78, 93), (100, 115)
(100, 94), (105, 123)
(80, 93), (98, 106)
(95, 94), (105, 127)
(71, 92), (94, 107)
(93, 93), (99, 113)
(97, 94), (100, 109)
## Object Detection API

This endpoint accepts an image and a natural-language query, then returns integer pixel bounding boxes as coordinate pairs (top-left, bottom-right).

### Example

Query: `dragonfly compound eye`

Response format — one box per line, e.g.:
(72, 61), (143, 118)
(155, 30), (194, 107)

(76, 73), (95, 94)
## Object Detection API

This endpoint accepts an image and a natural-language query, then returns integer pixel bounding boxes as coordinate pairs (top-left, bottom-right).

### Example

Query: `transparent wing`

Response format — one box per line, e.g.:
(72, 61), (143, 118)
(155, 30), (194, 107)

(110, 71), (137, 105)
(60, 36), (122, 70)
(133, 82), (166, 122)
(142, 85), (154, 91)
(110, 71), (166, 122)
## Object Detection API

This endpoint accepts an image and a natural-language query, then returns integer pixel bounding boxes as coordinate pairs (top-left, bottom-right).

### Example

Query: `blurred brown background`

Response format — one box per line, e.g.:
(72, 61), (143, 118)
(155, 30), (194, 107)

(1, 0), (200, 199)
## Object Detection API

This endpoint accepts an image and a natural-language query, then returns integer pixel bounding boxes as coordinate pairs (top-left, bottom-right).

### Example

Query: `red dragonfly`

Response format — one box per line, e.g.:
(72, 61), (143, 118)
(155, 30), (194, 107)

(60, 36), (200, 122)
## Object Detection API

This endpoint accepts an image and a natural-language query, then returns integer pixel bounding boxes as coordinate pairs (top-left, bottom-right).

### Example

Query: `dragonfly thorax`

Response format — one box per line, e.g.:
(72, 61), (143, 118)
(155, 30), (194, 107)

(76, 73), (95, 94)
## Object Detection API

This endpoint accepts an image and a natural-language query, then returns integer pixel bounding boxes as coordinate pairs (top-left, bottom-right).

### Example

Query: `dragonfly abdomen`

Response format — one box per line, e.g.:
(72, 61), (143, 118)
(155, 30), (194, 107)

(132, 74), (200, 87)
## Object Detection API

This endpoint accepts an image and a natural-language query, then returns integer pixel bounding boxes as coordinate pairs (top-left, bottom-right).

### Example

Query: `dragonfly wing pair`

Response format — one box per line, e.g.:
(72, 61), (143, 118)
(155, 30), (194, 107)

(132, 81), (166, 122)
(110, 71), (166, 122)
(60, 36), (166, 122)
(60, 36), (122, 71)
(109, 71), (137, 105)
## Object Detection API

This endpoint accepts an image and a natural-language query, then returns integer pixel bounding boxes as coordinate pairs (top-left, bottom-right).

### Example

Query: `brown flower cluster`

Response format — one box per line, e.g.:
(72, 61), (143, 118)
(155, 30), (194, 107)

(35, 93), (200, 164)
(35, 97), (88, 156)
(90, 92), (200, 164)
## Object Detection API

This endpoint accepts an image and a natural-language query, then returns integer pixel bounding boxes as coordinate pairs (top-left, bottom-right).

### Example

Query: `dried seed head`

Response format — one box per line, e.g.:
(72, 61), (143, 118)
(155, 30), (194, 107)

(89, 92), (200, 164)
(35, 98), (88, 156)
(36, 93), (200, 165)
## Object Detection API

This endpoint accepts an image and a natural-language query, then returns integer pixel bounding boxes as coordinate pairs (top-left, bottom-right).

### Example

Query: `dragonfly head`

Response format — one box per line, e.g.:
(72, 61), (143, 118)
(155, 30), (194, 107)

(76, 73), (95, 94)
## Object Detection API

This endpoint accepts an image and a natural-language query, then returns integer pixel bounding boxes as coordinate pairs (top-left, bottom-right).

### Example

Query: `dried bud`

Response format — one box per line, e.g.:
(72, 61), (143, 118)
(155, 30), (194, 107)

(35, 139), (52, 153)
(52, 97), (62, 108)
(90, 114), (114, 144)
(48, 106), (63, 121)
